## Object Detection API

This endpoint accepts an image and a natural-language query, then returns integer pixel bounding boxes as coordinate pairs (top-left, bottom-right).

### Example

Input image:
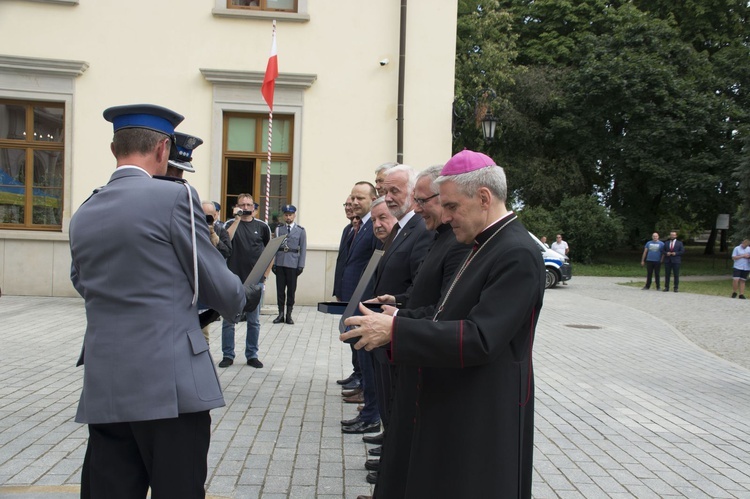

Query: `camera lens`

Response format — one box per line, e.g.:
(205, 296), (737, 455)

(206, 215), (214, 224)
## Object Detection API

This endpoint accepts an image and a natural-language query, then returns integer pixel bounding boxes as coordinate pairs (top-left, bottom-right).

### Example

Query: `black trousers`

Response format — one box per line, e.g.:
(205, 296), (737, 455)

(645, 261), (661, 289)
(275, 266), (298, 309)
(81, 411), (211, 499)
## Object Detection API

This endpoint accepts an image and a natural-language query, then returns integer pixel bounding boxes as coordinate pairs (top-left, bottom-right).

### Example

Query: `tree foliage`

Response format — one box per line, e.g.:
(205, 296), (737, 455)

(455, 0), (750, 251)
(519, 195), (623, 263)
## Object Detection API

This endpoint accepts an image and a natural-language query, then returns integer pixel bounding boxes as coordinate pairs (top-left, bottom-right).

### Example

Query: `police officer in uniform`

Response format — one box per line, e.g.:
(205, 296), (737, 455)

(272, 205), (307, 325)
(69, 104), (261, 498)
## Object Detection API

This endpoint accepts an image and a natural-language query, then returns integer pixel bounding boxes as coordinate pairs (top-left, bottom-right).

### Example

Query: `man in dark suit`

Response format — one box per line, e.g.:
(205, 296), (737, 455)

(338, 181), (381, 433)
(350, 165), (433, 484)
(333, 197), (356, 302)
(367, 165), (471, 499)
(334, 196), (362, 389)
(69, 104), (261, 498)
(344, 149), (545, 498)
(662, 230), (685, 292)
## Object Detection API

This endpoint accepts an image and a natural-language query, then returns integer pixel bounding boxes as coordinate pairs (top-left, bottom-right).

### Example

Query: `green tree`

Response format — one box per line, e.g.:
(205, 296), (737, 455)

(453, 1), (518, 153)
(467, 0), (747, 247)
(516, 204), (557, 241)
(553, 195), (624, 264)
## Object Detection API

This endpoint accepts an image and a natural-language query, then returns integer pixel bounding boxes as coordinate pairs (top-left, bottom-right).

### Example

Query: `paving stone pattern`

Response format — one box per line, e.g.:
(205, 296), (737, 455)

(0, 276), (748, 498)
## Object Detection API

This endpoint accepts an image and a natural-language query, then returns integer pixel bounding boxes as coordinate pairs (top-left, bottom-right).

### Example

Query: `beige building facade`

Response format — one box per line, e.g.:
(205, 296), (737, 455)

(0, 0), (458, 303)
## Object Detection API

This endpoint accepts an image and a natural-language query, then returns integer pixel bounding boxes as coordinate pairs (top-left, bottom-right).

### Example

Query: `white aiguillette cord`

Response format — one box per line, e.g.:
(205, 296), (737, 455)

(183, 182), (199, 306)
(432, 215), (517, 321)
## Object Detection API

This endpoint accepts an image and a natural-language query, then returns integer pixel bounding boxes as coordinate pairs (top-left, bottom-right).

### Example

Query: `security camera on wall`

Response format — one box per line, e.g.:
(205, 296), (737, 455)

(379, 58), (390, 66)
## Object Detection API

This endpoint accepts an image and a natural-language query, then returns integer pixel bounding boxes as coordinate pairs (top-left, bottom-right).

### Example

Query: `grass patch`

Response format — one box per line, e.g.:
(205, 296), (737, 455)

(618, 278), (736, 297)
(575, 246), (733, 277)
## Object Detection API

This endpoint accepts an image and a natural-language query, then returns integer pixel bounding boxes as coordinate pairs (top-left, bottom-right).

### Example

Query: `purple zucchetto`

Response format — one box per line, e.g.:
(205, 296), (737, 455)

(440, 149), (496, 176)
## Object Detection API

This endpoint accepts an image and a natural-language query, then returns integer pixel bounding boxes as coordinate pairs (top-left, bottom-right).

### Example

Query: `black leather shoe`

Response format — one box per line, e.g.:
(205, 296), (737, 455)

(342, 420), (380, 434)
(366, 471), (378, 485)
(342, 387), (362, 397)
(272, 315), (285, 324)
(247, 358), (264, 368)
(368, 446), (381, 456)
(365, 459), (379, 471)
(337, 374), (356, 385)
(362, 432), (384, 445)
(285, 316), (294, 324)
(218, 357), (233, 368)
(341, 416), (361, 426)
(663, 288), (669, 292)
(342, 379), (361, 390)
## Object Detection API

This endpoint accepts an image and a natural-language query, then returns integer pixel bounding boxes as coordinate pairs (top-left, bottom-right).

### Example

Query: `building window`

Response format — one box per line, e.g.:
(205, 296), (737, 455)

(0, 100), (64, 230)
(212, 0), (309, 22)
(222, 112), (293, 229)
(228, 0), (296, 12)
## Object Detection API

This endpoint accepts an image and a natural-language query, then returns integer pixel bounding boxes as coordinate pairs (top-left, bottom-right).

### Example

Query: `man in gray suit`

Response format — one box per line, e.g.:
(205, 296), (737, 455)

(69, 104), (261, 499)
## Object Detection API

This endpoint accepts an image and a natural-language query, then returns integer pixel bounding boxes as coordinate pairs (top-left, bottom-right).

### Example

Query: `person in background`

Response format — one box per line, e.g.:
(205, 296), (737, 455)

(374, 162), (397, 197)
(550, 234), (569, 284)
(272, 205), (307, 325)
(219, 194), (271, 369)
(540, 235), (550, 248)
(662, 230), (684, 293)
(731, 238), (750, 299)
(640, 232), (664, 290)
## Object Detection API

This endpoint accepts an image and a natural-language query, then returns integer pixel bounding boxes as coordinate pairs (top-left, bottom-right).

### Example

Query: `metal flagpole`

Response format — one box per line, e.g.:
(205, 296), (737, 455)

(264, 19), (277, 224)
(265, 108), (272, 224)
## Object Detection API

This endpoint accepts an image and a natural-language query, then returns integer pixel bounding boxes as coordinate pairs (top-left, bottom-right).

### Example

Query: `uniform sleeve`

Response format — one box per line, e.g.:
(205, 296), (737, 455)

(170, 185), (245, 319)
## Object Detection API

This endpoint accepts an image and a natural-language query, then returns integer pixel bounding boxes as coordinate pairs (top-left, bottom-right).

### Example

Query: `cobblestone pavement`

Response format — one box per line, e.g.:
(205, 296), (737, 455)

(0, 276), (748, 498)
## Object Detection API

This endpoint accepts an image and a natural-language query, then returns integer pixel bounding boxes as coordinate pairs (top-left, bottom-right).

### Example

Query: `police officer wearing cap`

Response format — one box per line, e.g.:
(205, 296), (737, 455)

(272, 204), (306, 325)
(69, 104), (262, 498)
(163, 130), (203, 179)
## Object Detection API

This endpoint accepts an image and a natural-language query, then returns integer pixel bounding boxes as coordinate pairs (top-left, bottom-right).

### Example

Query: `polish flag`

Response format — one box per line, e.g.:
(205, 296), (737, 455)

(261, 22), (278, 111)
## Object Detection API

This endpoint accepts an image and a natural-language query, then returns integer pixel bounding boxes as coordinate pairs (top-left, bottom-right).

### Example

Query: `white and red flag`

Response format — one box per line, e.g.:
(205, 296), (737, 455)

(261, 21), (278, 111)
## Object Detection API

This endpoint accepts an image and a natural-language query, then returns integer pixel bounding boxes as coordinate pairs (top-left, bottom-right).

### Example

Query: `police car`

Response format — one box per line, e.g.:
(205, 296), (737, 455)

(528, 232), (572, 288)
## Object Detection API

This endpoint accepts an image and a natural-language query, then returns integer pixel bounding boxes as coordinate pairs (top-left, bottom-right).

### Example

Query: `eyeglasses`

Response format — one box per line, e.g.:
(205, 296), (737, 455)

(413, 193), (438, 207)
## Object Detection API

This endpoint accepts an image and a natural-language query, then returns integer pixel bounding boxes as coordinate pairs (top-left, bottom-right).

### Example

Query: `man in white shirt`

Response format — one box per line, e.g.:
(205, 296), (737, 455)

(550, 234), (569, 284)
(731, 238), (750, 299)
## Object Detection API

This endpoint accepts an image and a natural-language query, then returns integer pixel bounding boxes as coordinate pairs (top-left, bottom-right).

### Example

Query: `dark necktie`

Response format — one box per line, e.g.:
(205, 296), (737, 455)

(348, 219), (360, 248)
(382, 225), (400, 252)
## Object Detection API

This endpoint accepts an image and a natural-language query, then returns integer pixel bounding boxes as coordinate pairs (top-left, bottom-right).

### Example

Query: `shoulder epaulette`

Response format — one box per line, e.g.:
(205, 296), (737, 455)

(80, 186), (104, 206)
(153, 175), (187, 184)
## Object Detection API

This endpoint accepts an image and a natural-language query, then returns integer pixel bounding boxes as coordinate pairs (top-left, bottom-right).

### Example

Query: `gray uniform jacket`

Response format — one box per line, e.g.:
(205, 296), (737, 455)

(69, 167), (246, 424)
(274, 223), (307, 269)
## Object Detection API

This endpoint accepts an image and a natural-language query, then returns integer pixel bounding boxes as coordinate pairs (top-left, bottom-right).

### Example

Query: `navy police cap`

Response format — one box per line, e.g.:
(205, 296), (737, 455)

(168, 132), (204, 173)
(282, 204), (297, 213)
(103, 104), (184, 136)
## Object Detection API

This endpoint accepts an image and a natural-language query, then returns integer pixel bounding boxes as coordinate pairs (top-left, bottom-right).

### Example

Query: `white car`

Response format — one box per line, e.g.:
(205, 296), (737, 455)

(528, 232), (572, 288)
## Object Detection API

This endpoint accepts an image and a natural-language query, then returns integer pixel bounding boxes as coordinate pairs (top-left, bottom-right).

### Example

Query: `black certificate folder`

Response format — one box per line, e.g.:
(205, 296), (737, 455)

(317, 302), (391, 315)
